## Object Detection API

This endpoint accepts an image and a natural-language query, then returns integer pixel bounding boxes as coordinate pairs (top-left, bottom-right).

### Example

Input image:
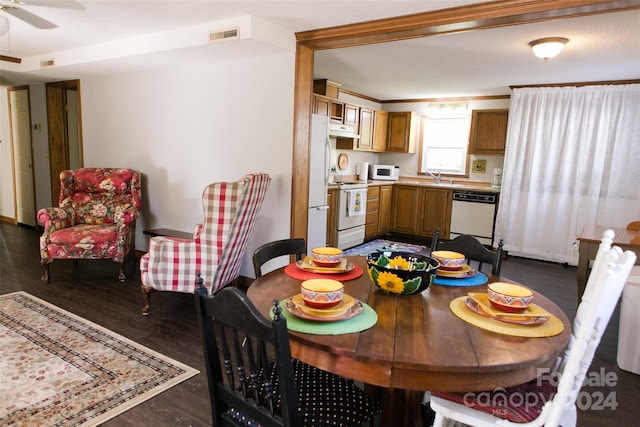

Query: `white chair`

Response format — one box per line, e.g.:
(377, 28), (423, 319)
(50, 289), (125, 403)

(429, 230), (636, 427)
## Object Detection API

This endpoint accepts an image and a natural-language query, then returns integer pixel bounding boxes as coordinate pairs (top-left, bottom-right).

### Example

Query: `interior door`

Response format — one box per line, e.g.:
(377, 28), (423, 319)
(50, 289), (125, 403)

(9, 87), (36, 226)
(46, 80), (83, 205)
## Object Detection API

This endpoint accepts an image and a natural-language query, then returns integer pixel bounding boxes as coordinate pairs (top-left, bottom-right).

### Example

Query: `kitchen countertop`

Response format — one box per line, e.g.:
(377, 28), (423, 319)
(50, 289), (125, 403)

(327, 177), (501, 192)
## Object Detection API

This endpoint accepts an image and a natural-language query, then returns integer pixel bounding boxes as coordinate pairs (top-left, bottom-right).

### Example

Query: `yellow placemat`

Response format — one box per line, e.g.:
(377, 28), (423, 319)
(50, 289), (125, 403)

(450, 296), (565, 337)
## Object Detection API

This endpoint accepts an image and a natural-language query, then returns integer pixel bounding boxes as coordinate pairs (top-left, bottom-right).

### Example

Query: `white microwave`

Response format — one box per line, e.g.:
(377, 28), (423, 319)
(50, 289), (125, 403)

(369, 164), (399, 181)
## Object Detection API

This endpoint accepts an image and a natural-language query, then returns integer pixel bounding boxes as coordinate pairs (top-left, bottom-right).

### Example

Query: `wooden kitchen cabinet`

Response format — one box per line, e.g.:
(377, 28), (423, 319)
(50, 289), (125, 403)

(358, 107), (374, 151)
(313, 95), (331, 117)
(365, 186), (380, 238)
(378, 185), (392, 233)
(326, 188), (337, 247)
(418, 187), (452, 238)
(387, 111), (417, 153)
(391, 185), (451, 238)
(373, 110), (388, 152)
(468, 109), (509, 154)
(344, 103), (359, 128)
(392, 185), (421, 234)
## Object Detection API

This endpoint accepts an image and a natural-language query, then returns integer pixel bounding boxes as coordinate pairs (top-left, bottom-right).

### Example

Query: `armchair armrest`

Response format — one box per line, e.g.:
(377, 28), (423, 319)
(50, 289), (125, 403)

(37, 207), (75, 235)
(115, 206), (140, 233)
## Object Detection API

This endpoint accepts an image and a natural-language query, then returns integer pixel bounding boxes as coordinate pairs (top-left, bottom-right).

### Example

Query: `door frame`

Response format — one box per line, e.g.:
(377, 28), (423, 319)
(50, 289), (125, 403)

(46, 79), (84, 205)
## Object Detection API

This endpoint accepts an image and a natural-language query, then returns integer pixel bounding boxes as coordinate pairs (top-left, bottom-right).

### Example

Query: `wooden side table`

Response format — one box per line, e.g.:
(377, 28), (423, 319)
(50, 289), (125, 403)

(143, 228), (192, 239)
(577, 224), (640, 298)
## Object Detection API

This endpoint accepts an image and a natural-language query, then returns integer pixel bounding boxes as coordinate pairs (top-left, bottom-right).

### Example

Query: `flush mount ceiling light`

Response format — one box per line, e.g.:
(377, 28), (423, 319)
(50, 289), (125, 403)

(528, 37), (569, 61)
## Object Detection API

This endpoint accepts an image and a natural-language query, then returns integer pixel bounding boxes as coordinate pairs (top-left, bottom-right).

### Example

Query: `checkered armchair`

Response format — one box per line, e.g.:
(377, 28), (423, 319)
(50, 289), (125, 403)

(37, 168), (142, 284)
(139, 173), (270, 315)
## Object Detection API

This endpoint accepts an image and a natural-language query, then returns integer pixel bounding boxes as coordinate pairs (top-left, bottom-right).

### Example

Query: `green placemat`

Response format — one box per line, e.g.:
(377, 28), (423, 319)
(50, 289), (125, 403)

(271, 300), (378, 335)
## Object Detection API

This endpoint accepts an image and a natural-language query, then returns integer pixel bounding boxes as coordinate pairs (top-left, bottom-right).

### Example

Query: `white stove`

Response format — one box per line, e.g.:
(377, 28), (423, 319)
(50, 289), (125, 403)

(333, 181), (368, 249)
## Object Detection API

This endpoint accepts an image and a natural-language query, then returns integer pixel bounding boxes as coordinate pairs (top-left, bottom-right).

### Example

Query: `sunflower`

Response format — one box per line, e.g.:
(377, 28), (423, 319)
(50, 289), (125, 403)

(388, 256), (412, 270)
(376, 271), (405, 294)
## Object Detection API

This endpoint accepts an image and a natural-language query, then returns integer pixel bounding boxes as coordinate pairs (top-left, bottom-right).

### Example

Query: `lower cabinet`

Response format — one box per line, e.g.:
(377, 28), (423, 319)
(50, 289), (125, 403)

(392, 185), (452, 238)
(326, 189), (337, 247)
(365, 185), (393, 239)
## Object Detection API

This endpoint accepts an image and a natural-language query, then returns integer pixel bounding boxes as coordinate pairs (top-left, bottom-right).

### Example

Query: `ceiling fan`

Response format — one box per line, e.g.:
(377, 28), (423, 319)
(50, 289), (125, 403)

(0, 0), (84, 63)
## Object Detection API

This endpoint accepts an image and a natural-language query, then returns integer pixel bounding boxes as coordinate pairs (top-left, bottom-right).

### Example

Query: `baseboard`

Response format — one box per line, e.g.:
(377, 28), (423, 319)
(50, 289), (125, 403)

(0, 215), (17, 224)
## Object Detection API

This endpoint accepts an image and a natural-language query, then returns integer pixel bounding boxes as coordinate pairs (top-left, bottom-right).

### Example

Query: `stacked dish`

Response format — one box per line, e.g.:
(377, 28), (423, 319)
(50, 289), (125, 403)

(431, 250), (477, 279)
(284, 278), (364, 322)
(464, 284), (551, 326)
(296, 247), (355, 274)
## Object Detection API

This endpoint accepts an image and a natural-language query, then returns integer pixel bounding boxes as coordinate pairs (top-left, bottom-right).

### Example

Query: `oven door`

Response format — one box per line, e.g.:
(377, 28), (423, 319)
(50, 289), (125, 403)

(337, 188), (367, 231)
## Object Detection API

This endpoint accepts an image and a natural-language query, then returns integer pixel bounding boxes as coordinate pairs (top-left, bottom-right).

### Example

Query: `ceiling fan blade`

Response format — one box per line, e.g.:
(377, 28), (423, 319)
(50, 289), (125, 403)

(3, 7), (57, 29)
(19, 0), (85, 10)
(1, 55), (22, 63)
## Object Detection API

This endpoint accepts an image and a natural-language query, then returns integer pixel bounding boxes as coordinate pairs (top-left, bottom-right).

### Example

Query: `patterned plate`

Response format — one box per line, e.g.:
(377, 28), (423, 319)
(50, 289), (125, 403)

(296, 257), (355, 274)
(436, 264), (474, 278)
(464, 297), (549, 326)
(284, 297), (364, 322)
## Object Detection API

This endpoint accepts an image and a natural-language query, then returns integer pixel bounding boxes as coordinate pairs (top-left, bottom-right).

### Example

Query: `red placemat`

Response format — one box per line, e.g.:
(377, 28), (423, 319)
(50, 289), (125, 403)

(284, 263), (364, 281)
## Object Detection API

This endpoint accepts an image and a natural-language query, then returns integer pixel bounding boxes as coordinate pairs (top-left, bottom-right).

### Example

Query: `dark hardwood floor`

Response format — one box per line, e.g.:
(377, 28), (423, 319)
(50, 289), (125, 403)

(1, 223), (638, 426)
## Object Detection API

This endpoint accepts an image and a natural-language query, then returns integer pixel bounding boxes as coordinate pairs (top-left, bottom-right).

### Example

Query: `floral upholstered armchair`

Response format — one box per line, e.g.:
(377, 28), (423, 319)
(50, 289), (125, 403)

(37, 168), (142, 283)
(139, 173), (270, 315)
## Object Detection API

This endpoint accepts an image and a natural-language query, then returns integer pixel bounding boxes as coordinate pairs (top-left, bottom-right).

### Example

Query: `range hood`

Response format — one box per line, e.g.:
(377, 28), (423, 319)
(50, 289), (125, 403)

(328, 123), (359, 139)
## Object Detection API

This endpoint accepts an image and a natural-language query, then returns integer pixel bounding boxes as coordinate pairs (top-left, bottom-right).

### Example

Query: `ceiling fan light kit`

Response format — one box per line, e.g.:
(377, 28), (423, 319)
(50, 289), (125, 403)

(529, 37), (569, 61)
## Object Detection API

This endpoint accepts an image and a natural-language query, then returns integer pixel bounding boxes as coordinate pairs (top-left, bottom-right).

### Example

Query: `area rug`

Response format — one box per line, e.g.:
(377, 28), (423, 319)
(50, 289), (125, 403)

(342, 238), (426, 256)
(0, 292), (199, 426)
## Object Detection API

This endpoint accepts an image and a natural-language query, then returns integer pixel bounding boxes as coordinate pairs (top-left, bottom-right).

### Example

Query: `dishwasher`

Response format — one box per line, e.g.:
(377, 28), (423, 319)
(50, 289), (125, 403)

(449, 189), (499, 246)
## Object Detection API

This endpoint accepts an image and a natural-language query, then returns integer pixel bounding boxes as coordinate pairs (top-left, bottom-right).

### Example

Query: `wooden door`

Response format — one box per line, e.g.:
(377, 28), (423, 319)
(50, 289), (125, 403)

(358, 107), (374, 150)
(46, 80), (83, 205)
(418, 187), (452, 238)
(9, 87), (36, 226)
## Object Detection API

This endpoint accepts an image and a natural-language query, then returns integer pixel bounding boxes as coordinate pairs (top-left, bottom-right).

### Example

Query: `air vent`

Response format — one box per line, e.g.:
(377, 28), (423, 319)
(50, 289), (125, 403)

(40, 59), (55, 68)
(208, 27), (239, 43)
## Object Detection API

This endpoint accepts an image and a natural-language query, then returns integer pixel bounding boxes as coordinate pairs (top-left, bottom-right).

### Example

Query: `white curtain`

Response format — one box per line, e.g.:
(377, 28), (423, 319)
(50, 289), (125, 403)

(495, 84), (640, 265)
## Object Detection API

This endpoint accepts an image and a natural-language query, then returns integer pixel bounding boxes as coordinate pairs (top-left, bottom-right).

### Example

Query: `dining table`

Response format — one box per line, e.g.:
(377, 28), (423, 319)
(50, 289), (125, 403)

(246, 256), (571, 426)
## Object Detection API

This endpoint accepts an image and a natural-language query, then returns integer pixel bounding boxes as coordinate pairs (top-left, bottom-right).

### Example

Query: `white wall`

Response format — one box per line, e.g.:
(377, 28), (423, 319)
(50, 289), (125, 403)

(1, 50), (296, 279)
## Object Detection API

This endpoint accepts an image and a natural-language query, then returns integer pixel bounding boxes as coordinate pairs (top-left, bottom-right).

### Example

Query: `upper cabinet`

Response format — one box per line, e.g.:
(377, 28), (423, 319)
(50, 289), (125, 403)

(468, 109), (509, 154)
(387, 111), (417, 153)
(373, 110), (388, 152)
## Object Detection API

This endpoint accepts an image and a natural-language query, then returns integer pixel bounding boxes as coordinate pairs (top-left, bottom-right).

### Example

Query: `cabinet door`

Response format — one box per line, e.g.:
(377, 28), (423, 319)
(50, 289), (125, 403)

(358, 107), (374, 151)
(387, 111), (417, 153)
(326, 189), (337, 247)
(373, 110), (388, 152)
(344, 103), (359, 128)
(418, 187), (452, 238)
(314, 95), (330, 117)
(392, 185), (421, 233)
(365, 186), (380, 238)
(378, 185), (393, 233)
(468, 109), (508, 154)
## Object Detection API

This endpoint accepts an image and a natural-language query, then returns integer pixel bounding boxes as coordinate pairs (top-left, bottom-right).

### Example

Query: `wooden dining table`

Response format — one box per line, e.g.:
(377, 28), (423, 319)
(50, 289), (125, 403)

(246, 256), (571, 426)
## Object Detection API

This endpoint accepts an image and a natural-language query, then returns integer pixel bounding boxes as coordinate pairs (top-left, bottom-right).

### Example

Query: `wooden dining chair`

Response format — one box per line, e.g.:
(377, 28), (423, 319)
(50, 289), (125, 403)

(429, 230), (636, 427)
(194, 278), (382, 427)
(431, 229), (504, 275)
(253, 238), (306, 278)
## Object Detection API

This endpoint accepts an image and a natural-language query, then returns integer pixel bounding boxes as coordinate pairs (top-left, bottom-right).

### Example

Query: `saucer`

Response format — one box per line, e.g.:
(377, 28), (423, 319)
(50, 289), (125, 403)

(284, 297), (364, 322)
(291, 293), (356, 317)
(464, 296), (549, 326)
(436, 264), (473, 278)
(296, 257), (354, 274)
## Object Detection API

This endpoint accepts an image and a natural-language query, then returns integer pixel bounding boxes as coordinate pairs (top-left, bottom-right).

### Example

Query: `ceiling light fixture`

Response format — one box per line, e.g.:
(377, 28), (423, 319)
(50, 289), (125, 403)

(0, 15), (9, 36)
(528, 37), (569, 61)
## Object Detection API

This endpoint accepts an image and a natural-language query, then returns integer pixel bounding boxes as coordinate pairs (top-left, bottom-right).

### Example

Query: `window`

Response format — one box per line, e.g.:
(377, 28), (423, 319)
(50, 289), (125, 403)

(419, 104), (471, 176)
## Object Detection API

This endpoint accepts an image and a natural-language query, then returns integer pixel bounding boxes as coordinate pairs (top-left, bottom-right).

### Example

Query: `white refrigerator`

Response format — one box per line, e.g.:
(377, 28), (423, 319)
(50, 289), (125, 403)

(307, 114), (333, 253)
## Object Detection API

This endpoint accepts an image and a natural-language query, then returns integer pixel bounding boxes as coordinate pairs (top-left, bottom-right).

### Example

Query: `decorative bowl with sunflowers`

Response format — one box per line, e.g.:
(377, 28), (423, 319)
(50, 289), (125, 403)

(366, 251), (439, 295)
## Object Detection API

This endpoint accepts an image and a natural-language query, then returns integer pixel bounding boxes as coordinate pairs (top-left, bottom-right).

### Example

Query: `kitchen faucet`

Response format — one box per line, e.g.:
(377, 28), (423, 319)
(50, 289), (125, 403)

(427, 170), (441, 184)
